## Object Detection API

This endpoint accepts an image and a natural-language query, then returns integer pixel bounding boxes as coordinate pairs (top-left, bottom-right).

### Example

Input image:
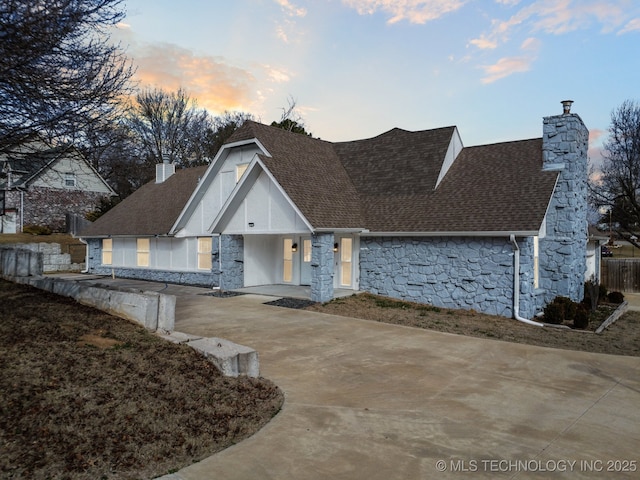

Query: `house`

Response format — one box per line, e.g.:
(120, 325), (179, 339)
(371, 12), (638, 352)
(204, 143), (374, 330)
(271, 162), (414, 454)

(0, 138), (115, 233)
(80, 102), (589, 319)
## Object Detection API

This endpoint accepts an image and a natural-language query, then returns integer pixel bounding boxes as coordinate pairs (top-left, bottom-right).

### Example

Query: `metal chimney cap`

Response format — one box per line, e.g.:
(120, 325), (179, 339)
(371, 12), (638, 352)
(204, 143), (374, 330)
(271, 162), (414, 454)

(561, 100), (574, 114)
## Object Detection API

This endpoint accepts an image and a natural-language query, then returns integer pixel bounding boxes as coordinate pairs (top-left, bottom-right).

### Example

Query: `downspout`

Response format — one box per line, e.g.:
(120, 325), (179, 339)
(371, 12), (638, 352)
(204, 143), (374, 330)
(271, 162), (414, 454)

(510, 234), (544, 327)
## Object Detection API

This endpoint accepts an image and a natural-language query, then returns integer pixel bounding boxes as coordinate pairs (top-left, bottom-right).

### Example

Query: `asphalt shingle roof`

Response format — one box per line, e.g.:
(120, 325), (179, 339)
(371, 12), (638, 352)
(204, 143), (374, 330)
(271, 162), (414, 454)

(79, 166), (208, 237)
(82, 121), (559, 237)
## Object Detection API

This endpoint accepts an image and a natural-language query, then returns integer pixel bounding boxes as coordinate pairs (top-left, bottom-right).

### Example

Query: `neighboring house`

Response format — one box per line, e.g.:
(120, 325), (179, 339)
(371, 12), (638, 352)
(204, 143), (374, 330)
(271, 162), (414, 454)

(586, 226), (608, 284)
(80, 102), (589, 319)
(0, 138), (115, 233)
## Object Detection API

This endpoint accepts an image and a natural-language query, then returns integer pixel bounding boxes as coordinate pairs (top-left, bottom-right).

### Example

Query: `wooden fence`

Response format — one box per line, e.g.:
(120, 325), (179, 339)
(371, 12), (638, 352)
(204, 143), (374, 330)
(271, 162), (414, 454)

(601, 259), (640, 292)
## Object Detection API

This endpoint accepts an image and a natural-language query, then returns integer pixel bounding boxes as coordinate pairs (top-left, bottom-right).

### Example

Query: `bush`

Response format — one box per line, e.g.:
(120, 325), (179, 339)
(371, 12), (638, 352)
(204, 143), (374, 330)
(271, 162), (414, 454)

(22, 224), (52, 235)
(544, 296), (583, 324)
(543, 301), (565, 324)
(573, 305), (590, 329)
(607, 291), (625, 304)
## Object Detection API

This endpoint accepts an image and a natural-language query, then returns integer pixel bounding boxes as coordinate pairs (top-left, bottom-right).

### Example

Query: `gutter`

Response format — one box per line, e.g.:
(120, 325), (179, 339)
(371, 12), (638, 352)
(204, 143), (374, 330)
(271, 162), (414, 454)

(510, 234), (544, 327)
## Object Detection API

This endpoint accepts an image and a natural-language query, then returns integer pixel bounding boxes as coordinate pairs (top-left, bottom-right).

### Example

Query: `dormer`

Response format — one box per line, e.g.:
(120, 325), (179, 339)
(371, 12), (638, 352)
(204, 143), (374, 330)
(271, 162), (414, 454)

(434, 126), (463, 189)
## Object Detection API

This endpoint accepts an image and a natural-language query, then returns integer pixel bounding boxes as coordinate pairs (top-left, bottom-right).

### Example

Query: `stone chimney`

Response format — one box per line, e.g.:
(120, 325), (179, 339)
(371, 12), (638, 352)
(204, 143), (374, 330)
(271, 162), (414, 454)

(155, 154), (175, 183)
(539, 101), (589, 303)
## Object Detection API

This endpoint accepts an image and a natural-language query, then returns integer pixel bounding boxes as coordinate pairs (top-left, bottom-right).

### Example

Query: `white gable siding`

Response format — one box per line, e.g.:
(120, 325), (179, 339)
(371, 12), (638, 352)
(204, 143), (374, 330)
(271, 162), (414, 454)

(32, 155), (112, 193)
(224, 171), (309, 234)
(178, 146), (262, 237)
(434, 127), (463, 189)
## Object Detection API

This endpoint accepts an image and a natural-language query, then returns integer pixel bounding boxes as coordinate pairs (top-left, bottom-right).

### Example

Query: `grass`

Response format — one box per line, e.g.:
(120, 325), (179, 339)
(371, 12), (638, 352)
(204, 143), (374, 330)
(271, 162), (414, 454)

(0, 280), (284, 479)
(307, 292), (640, 357)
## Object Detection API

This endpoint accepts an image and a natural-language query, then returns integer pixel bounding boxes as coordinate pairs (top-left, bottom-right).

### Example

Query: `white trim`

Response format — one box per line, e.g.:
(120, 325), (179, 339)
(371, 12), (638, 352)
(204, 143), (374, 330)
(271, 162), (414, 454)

(171, 137), (270, 233)
(209, 156), (315, 234)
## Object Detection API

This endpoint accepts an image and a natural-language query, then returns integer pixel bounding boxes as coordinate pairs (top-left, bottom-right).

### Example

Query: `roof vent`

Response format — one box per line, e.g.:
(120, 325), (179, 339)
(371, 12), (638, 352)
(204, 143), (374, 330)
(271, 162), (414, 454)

(561, 100), (574, 115)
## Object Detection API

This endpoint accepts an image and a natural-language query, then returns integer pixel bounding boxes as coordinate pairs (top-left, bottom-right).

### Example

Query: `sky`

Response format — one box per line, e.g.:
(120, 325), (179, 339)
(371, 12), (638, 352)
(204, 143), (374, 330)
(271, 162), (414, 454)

(114, 0), (640, 164)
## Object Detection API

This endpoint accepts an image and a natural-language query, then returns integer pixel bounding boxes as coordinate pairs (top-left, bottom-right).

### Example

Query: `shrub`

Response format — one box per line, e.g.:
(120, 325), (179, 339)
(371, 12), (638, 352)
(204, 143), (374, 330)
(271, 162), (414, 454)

(543, 301), (565, 324)
(607, 291), (625, 304)
(598, 284), (608, 302)
(22, 224), (52, 235)
(583, 280), (600, 311)
(573, 304), (590, 329)
(544, 296), (583, 324)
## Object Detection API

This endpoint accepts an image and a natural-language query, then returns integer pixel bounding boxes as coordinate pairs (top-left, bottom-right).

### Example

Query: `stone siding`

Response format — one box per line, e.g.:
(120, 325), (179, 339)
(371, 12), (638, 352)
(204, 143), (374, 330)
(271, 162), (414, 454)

(540, 112), (589, 304)
(5, 188), (109, 232)
(360, 236), (539, 317)
(219, 235), (244, 290)
(311, 233), (334, 303)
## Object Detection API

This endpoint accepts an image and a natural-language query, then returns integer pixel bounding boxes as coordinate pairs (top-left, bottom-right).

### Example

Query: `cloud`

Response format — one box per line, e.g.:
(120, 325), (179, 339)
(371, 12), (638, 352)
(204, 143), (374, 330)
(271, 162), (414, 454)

(274, 0), (307, 17)
(479, 37), (539, 83)
(470, 0), (636, 50)
(272, 0), (307, 43)
(342, 0), (467, 24)
(619, 17), (640, 34)
(130, 42), (258, 113)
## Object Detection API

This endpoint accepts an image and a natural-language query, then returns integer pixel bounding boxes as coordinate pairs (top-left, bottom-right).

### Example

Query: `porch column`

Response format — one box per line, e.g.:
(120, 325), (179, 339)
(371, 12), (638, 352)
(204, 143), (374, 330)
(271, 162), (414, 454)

(311, 232), (334, 303)
(220, 234), (244, 290)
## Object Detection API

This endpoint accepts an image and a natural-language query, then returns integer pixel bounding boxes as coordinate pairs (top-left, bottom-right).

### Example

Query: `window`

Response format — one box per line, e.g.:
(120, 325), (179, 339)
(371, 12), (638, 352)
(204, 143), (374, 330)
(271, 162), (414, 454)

(283, 238), (293, 283)
(236, 163), (249, 182)
(303, 239), (312, 263)
(64, 173), (76, 187)
(137, 238), (150, 267)
(102, 239), (112, 265)
(533, 236), (539, 289)
(340, 237), (352, 286)
(197, 237), (212, 270)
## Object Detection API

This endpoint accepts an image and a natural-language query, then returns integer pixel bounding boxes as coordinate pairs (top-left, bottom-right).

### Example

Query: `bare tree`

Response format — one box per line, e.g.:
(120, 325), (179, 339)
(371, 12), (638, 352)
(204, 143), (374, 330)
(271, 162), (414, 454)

(590, 100), (640, 245)
(127, 87), (214, 167)
(270, 95), (312, 136)
(206, 111), (256, 157)
(0, 0), (134, 152)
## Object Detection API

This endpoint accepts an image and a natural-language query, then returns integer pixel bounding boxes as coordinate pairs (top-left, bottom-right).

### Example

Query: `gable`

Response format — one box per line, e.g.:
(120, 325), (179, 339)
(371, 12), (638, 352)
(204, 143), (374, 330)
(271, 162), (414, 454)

(211, 160), (312, 234)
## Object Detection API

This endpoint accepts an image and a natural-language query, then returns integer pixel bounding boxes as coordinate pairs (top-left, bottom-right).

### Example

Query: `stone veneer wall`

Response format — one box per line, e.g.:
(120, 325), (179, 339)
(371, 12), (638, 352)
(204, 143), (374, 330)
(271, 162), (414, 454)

(359, 236), (539, 318)
(539, 112), (589, 304)
(86, 238), (220, 287)
(311, 232), (334, 303)
(219, 235), (244, 290)
(6, 188), (109, 232)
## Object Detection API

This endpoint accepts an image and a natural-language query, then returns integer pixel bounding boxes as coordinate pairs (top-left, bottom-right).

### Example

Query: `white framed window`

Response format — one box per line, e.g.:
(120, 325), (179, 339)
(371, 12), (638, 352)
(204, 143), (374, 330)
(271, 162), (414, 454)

(283, 238), (293, 283)
(102, 238), (112, 265)
(64, 173), (76, 187)
(340, 237), (353, 287)
(533, 236), (539, 289)
(137, 238), (150, 267)
(197, 237), (212, 270)
(236, 163), (249, 182)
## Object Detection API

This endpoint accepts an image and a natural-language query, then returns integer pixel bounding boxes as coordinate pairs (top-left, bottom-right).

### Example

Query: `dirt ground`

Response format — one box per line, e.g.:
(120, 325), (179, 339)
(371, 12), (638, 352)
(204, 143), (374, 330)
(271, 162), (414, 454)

(305, 292), (640, 357)
(0, 280), (284, 480)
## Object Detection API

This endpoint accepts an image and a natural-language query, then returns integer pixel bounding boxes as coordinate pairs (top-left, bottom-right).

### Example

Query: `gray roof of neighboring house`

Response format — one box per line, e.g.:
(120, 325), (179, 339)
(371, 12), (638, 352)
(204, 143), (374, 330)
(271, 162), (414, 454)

(82, 121), (560, 237)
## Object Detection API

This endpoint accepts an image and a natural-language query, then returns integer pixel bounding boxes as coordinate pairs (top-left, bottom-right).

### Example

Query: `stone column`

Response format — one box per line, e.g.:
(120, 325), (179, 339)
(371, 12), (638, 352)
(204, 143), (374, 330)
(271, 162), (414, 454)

(311, 232), (334, 303)
(540, 107), (589, 303)
(220, 234), (244, 290)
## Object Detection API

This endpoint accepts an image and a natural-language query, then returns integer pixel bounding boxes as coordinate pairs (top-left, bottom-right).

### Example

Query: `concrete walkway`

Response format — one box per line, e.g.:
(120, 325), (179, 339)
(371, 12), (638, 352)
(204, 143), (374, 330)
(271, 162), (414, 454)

(167, 291), (640, 480)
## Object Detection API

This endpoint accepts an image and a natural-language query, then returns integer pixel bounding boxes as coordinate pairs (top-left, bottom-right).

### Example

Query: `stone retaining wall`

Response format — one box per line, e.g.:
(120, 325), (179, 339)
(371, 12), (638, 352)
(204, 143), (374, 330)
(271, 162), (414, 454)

(4, 242), (84, 272)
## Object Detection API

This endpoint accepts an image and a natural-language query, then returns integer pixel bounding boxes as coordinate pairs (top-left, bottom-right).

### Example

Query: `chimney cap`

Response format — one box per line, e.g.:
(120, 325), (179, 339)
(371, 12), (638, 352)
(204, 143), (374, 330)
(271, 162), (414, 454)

(162, 153), (170, 164)
(561, 100), (574, 114)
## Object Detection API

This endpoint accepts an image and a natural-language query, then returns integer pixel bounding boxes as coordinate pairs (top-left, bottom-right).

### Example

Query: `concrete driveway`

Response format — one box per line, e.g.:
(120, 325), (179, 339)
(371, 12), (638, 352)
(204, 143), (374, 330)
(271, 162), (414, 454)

(168, 291), (640, 480)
